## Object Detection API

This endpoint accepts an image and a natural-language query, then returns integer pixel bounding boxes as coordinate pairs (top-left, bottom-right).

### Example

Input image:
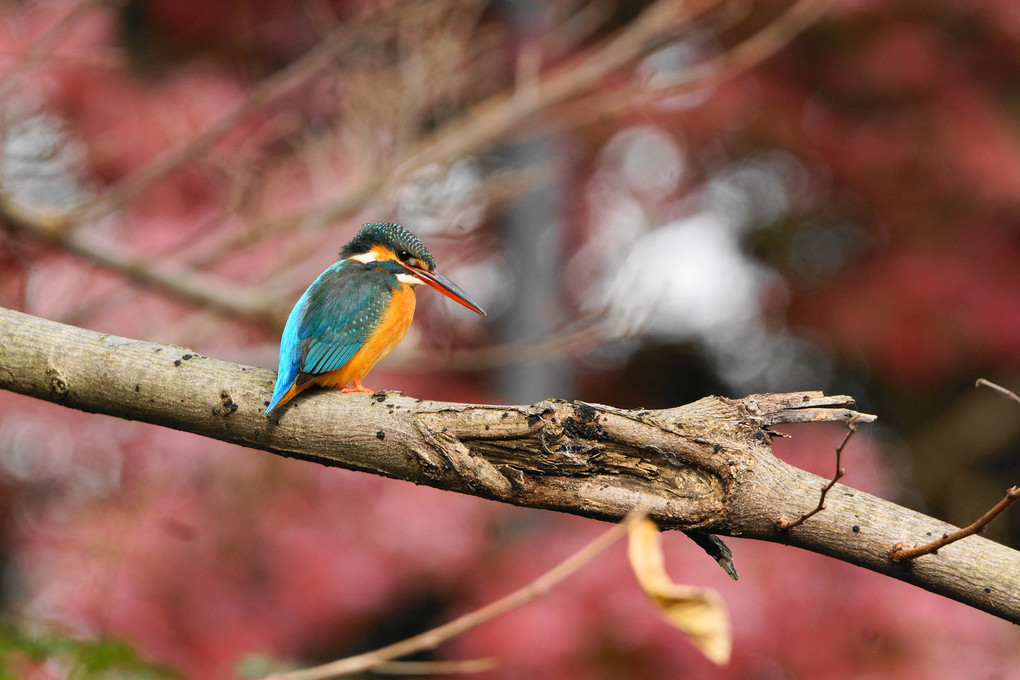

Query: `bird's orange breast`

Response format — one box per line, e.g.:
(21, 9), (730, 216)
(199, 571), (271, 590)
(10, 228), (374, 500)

(315, 283), (417, 389)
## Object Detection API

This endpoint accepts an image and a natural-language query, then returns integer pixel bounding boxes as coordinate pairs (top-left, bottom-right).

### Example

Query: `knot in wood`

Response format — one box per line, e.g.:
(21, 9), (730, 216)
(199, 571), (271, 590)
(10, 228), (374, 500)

(46, 366), (68, 397)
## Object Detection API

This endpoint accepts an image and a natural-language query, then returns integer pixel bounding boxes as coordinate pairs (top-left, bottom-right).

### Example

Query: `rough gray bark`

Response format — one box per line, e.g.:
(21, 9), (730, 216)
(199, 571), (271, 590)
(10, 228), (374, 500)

(1, 306), (1018, 622)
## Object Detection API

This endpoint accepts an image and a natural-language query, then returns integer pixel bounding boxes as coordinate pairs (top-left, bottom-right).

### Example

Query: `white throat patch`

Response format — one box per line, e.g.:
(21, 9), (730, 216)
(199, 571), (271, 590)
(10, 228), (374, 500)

(397, 273), (425, 287)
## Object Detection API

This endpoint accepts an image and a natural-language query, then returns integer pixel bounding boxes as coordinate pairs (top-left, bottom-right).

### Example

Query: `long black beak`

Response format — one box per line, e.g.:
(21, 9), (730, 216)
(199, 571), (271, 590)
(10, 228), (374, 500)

(405, 265), (487, 316)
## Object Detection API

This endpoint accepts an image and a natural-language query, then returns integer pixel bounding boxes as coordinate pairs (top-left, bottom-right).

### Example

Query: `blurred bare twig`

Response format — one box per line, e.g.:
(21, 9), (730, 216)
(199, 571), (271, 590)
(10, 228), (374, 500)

(79, 8), (382, 222)
(263, 523), (627, 680)
(370, 659), (497, 675)
(0, 191), (285, 325)
(554, 0), (831, 130)
(1, 0), (823, 339)
(976, 378), (1020, 407)
(203, 0), (725, 257)
(642, 0), (829, 98)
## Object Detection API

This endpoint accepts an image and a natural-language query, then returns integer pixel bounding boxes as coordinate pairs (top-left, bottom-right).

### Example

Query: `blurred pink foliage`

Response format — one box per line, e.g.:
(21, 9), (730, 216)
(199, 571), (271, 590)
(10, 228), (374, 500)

(719, 3), (1020, 385)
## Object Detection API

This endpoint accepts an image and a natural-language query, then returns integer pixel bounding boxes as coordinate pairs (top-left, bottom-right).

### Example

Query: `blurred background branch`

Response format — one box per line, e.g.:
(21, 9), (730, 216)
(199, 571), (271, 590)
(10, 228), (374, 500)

(0, 189), (285, 324)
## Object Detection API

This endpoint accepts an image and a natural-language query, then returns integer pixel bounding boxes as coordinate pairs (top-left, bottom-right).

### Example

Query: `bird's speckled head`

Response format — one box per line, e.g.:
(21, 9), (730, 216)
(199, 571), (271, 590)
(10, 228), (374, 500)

(340, 223), (437, 272)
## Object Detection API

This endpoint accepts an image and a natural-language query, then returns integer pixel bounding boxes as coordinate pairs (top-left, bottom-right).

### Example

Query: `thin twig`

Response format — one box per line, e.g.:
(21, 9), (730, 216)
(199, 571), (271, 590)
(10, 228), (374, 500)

(551, 0), (831, 132)
(976, 378), (1020, 407)
(890, 486), (1020, 562)
(262, 523), (627, 680)
(638, 0), (828, 102)
(777, 420), (858, 530)
(371, 659), (497, 675)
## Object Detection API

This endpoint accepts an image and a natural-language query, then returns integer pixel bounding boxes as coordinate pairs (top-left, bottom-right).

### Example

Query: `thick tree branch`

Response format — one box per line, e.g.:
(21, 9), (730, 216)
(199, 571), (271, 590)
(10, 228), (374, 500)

(2, 306), (1019, 623)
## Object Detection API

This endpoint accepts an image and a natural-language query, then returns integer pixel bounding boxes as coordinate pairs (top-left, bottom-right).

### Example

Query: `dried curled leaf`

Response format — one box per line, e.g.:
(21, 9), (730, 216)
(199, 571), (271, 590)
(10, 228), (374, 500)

(627, 516), (732, 665)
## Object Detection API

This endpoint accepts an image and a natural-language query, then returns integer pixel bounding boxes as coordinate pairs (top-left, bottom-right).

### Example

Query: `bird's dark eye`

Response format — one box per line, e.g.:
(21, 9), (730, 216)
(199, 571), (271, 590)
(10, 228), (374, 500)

(397, 249), (411, 263)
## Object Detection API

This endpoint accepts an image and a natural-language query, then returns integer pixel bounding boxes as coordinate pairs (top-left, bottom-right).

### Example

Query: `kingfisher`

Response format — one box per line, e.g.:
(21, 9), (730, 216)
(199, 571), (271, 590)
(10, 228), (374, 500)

(265, 223), (486, 414)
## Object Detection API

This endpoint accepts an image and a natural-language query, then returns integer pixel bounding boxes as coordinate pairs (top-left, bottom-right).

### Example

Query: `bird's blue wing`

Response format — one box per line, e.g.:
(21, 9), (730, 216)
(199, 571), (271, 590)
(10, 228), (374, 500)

(266, 260), (395, 413)
(295, 262), (396, 376)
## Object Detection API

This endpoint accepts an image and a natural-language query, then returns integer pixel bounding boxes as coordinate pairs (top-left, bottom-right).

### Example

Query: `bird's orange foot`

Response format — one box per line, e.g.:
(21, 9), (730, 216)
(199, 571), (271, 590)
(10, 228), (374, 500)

(341, 379), (375, 394)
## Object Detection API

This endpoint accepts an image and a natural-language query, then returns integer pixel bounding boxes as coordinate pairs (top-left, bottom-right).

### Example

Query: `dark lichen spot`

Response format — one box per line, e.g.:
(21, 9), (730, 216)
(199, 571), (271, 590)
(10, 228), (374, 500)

(713, 444), (724, 454)
(638, 411), (651, 417)
(752, 430), (769, 444)
(573, 402), (598, 422)
(852, 525), (860, 533)
(213, 391), (238, 417)
(501, 412), (509, 419)
(182, 354), (193, 360)
(442, 427), (448, 432)
(173, 359), (182, 367)
(134, 385), (140, 392)
(484, 425), (490, 430)
(561, 402), (608, 440)
(527, 414), (541, 427)
(984, 587), (991, 594)
(373, 392), (387, 403)
(154, 347), (162, 352)
(376, 431), (385, 440)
